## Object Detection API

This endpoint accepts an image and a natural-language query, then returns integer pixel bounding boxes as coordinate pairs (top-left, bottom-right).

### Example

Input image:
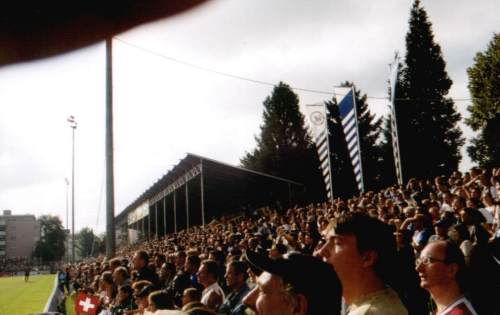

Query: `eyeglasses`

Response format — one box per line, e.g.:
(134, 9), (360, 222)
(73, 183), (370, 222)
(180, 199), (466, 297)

(416, 256), (446, 265)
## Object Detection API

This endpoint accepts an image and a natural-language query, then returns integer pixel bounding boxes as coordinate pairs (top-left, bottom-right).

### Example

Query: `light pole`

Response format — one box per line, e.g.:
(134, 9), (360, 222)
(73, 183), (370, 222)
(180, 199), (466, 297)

(67, 115), (77, 262)
(64, 177), (69, 261)
(64, 178), (69, 230)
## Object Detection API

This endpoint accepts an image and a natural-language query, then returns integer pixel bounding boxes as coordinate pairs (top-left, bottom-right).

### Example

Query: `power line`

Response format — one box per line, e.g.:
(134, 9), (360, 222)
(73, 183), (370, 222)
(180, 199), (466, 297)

(114, 37), (491, 103)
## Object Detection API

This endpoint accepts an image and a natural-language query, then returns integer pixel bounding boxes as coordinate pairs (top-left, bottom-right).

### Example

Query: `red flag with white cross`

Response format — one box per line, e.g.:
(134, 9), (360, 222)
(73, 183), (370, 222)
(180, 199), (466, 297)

(75, 292), (99, 315)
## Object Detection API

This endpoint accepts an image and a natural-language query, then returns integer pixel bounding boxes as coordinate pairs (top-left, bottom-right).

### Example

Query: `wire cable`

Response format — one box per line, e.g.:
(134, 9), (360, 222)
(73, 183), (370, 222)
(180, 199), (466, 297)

(114, 37), (496, 103)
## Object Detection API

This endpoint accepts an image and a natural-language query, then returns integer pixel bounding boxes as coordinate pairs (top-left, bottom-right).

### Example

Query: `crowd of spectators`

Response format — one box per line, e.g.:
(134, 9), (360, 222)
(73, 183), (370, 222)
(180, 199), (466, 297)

(64, 166), (500, 315)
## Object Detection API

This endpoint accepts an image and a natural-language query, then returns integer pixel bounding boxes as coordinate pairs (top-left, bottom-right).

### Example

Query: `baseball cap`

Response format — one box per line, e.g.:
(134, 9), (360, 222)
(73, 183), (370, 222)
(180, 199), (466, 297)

(244, 250), (341, 314)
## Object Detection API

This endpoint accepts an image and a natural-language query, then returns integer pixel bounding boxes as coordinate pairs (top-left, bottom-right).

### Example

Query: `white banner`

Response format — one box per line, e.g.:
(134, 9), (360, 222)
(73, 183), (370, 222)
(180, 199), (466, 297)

(304, 103), (333, 201)
(304, 103), (328, 141)
(127, 201), (149, 225)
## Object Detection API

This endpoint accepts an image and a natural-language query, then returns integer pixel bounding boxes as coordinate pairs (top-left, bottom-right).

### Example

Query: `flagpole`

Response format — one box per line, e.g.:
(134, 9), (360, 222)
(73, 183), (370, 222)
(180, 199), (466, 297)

(105, 37), (116, 258)
(390, 52), (404, 185)
(323, 102), (334, 204)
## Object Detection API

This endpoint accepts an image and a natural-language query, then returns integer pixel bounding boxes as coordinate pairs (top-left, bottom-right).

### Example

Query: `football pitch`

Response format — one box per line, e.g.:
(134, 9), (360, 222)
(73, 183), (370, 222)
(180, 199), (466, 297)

(0, 274), (55, 315)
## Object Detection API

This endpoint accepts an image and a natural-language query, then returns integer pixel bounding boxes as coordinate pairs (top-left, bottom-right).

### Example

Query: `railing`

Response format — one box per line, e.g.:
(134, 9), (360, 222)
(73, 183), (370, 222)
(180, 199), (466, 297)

(40, 272), (65, 314)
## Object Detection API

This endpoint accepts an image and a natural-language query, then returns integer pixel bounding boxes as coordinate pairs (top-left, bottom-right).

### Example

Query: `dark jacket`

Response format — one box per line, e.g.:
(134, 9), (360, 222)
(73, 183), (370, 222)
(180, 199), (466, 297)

(135, 266), (159, 287)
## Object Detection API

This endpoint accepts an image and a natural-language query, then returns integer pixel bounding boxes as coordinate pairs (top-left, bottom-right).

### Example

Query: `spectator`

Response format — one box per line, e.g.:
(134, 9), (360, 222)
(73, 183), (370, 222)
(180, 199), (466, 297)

(268, 243), (287, 259)
(110, 284), (135, 315)
(217, 260), (250, 315)
(134, 284), (155, 314)
(159, 262), (176, 289)
(428, 220), (451, 243)
(197, 260), (225, 310)
(317, 212), (409, 315)
(182, 288), (203, 309)
(100, 271), (117, 309)
(133, 251), (159, 287)
(181, 288), (217, 315)
(110, 258), (122, 272)
(147, 290), (175, 313)
(416, 240), (478, 314)
(166, 254), (202, 307)
(113, 266), (131, 287)
(242, 250), (341, 315)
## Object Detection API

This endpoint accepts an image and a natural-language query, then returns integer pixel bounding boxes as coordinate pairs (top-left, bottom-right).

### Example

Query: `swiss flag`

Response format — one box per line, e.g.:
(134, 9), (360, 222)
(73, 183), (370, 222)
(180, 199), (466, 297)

(75, 292), (100, 315)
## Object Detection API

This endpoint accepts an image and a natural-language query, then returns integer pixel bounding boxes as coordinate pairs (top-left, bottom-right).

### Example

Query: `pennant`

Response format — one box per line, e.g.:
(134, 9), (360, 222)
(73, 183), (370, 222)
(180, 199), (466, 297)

(334, 87), (364, 193)
(304, 103), (333, 201)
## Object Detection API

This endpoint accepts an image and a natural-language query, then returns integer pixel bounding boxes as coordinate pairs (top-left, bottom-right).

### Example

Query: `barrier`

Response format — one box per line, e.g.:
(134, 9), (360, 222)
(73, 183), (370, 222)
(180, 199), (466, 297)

(41, 272), (65, 314)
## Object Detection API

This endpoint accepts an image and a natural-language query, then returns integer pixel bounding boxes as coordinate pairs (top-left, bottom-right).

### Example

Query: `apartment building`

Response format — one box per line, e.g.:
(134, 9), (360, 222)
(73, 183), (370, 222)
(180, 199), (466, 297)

(0, 210), (40, 258)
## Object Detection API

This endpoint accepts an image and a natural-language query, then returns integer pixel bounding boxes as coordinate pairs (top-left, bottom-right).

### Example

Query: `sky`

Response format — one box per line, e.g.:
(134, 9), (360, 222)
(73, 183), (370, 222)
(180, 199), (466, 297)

(0, 0), (498, 234)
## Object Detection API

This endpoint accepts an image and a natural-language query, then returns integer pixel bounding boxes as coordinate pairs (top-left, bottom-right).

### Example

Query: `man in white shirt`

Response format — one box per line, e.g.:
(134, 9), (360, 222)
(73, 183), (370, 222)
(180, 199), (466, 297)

(197, 259), (225, 311)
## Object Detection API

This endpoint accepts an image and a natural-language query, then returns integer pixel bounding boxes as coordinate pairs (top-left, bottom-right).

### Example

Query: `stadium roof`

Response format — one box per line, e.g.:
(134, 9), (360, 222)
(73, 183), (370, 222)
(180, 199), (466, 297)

(115, 153), (304, 222)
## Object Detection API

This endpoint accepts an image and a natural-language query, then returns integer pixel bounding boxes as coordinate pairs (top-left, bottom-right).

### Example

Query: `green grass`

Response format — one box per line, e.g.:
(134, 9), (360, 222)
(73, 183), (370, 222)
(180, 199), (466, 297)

(0, 274), (55, 315)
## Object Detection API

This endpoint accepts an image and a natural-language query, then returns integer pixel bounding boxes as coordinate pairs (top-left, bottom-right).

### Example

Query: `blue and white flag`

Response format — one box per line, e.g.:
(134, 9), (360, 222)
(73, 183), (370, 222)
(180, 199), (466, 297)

(304, 103), (333, 202)
(389, 53), (404, 185)
(334, 87), (364, 193)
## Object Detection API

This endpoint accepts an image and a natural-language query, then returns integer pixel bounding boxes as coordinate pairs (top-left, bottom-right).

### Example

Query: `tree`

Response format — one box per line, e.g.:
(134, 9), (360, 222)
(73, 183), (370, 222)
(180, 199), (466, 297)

(394, 0), (464, 180)
(466, 33), (500, 168)
(325, 82), (384, 197)
(33, 215), (66, 263)
(241, 82), (325, 202)
(76, 227), (102, 258)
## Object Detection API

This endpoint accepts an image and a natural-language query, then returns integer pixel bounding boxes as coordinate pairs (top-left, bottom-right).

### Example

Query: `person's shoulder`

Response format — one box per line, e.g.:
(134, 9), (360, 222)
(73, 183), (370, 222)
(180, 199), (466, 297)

(441, 297), (478, 315)
(350, 288), (408, 315)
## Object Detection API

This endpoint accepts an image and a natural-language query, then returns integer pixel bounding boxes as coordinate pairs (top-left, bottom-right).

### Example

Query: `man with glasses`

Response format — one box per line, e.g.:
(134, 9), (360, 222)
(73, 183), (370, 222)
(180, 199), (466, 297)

(416, 240), (478, 315)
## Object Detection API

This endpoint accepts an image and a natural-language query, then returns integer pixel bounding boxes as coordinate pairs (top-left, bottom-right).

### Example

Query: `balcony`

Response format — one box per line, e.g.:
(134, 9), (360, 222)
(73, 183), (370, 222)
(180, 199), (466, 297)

(0, 231), (5, 236)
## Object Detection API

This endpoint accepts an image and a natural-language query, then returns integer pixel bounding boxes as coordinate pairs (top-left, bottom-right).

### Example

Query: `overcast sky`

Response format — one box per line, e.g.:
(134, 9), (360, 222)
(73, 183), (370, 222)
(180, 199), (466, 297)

(0, 0), (498, 233)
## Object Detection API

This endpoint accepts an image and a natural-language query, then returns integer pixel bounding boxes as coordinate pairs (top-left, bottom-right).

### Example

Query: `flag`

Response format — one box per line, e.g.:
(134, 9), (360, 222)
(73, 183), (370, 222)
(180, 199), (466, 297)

(389, 53), (404, 185)
(334, 86), (364, 193)
(75, 292), (99, 315)
(304, 103), (333, 201)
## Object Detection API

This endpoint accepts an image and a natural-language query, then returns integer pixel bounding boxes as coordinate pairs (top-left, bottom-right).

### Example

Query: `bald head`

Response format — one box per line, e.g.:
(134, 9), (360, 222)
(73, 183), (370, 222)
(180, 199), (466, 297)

(416, 240), (466, 292)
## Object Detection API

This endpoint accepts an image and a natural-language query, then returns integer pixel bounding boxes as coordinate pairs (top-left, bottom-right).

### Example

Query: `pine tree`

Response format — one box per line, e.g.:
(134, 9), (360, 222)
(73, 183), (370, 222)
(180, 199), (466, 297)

(396, 0), (464, 180)
(466, 33), (500, 168)
(241, 82), (325, 202)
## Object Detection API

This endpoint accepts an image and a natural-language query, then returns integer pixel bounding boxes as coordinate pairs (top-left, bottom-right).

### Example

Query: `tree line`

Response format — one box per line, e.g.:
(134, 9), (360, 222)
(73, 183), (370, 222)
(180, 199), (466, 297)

(33, 215), (104, 263)
(241, 0), (499, 201)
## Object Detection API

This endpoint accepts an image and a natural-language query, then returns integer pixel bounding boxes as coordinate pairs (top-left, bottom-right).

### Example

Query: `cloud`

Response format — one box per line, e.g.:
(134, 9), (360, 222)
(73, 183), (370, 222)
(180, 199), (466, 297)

(1, 0), (498, 233)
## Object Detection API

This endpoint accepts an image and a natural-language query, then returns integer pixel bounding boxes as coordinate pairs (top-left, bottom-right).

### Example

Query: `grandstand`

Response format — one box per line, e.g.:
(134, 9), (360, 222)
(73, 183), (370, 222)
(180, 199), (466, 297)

(114, 153), (304, 246)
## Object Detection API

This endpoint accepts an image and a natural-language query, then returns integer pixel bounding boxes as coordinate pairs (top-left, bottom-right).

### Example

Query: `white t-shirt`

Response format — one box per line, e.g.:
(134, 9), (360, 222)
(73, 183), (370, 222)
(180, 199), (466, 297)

(478, 207), (494, 224)
(201, 281), (225, 307)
